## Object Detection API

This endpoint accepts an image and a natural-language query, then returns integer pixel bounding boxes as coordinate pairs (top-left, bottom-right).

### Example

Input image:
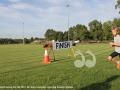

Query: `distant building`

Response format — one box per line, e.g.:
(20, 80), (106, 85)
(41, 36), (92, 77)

(33, 40), (43, 44)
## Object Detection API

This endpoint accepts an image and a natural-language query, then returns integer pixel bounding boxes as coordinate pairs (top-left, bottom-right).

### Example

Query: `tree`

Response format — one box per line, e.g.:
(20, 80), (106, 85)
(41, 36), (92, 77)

(24, 38), (30, 44)
(69, 27), (75, 40)
(80, 29), (89, 41)
(44, 29), (56, 40)
(79, 25), (89, 41)
(68, 24), (89, 41)
(34, 37), (39, 40)
(30, 37), (34, 43)
(55, 31), (63, 41)
(112, 18), (120, 27)
(88, 20), (103, 41)
(115, 0), (120, 14)
(103, 21), (113, 41)
(63, 31), (68, 41)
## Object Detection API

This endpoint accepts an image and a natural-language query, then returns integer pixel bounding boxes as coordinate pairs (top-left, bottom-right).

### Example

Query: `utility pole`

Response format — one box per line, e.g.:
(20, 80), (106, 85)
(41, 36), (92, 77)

(66, 5), (70, 41)
(23, 23), (24, 44)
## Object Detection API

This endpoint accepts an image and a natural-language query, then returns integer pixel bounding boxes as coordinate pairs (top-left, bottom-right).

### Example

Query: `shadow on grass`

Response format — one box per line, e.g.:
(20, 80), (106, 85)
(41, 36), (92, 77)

(50, 58), (66, 62)
(0, 57), (71, 74)
(78, 75), (120, 90)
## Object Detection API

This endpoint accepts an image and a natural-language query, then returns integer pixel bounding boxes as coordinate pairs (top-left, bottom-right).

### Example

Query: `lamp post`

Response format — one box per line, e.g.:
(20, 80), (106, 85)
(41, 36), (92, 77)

(23, 23), (24, 44)
(66, 5), (70, 41)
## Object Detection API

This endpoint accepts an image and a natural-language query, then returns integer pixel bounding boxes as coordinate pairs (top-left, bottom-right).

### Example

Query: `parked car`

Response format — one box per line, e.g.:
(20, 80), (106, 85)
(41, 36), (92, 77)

(74, 40), (80, 43)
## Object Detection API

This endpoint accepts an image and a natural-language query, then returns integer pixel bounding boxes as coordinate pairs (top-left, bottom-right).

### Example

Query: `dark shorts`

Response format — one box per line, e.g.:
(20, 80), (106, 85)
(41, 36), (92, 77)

(109, 51), (120, 58)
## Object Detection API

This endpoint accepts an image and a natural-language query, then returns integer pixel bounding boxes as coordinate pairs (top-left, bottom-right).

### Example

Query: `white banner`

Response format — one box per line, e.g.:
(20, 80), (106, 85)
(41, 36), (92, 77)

(53, 41), (72, 50)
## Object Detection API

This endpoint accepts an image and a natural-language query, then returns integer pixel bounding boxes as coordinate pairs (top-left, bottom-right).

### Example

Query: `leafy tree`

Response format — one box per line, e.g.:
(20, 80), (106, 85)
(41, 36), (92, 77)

(69, 27), (74, 40)
(44, 29), (56, 40)
(63, 31), (68, 41)
(103, 21), (113, 41)
(24, 38), (30, 44)
(112, 18), (120, 28)
(57, 31), (63, 41)
(34, 37), (39, 40)
(88, 20), (103, 41)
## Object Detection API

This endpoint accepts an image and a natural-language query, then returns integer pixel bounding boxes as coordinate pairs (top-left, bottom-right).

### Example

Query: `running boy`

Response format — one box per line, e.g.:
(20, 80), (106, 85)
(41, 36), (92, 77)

(108, 26), (120, 69)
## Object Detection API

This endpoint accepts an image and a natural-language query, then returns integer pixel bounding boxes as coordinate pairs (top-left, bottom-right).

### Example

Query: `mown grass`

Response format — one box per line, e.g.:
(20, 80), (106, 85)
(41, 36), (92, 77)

(0, 43), (120, 90)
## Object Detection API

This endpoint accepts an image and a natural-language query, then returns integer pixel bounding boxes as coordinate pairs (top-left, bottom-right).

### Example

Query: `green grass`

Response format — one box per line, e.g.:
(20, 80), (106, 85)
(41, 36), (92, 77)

(0, 43), (120, 90)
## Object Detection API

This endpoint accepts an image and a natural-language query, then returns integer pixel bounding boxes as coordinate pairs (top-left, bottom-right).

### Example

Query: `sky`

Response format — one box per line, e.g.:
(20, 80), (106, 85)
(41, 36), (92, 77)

(0, 0), (120, 39)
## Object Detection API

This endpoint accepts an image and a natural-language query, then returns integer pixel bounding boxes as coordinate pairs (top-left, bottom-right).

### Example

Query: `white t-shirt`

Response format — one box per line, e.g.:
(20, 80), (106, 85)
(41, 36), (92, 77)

(114, 35), (120, 53)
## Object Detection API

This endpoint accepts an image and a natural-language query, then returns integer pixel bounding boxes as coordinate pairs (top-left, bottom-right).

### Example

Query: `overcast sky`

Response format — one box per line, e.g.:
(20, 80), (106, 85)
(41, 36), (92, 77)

(0, 0), (120, 39)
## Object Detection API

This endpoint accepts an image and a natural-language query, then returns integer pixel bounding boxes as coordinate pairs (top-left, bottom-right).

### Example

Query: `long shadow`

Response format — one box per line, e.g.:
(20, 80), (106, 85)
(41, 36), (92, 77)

(50, 58), (67, 62)
(79, 75), (120, 90)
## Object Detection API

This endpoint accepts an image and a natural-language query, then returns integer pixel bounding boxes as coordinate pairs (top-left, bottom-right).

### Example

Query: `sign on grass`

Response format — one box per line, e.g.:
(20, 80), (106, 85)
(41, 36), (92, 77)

(53, 41), (72, 50)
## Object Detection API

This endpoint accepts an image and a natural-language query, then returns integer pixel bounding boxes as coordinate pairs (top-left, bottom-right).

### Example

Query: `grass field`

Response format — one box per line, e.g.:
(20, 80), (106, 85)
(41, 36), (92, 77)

(0, 43), (120, 90)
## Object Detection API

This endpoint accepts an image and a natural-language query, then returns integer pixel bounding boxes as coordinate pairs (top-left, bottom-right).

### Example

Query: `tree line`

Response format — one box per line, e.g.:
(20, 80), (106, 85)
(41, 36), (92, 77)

(0, 37), (45, 44)
(44, 18), (120, 42)
(1, 18), (120, 44)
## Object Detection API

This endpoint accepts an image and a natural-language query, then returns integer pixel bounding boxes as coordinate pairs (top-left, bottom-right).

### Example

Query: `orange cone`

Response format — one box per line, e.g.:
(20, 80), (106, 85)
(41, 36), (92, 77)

(43, 48), (50, 64)
(117, 63), (120, 69)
